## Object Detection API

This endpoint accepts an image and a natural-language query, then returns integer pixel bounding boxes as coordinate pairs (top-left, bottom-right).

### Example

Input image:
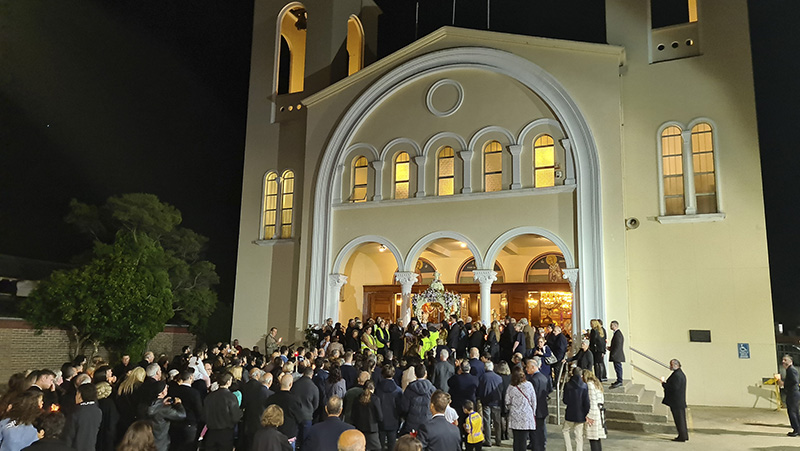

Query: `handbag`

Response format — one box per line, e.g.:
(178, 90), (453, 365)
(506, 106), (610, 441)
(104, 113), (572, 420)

(545, 354), (558, 365)
(598, 402), (607, 434)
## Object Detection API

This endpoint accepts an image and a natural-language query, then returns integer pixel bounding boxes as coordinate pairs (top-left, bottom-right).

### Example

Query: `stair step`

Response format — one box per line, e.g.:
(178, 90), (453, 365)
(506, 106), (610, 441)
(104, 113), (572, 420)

(606, 418), (677, 434)
(605, 410), (669, 423)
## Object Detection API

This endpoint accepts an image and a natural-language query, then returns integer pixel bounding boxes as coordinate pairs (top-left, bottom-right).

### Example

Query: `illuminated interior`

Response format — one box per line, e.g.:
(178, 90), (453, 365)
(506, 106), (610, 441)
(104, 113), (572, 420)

(661, 125), (684, 215)
(347, 15), (365, 76)
(277, 6), (307, 94)
(437, 146), (455, 196)
(394, 152), (410, 199)
(534, 134), (555, 188)
(483, 140), (503, 192)
(352, 156), (368, 202)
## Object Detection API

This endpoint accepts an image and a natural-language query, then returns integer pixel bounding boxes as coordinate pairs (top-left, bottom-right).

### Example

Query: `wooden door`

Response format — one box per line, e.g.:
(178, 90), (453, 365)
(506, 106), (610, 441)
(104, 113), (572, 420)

(367, 291), (395, 322)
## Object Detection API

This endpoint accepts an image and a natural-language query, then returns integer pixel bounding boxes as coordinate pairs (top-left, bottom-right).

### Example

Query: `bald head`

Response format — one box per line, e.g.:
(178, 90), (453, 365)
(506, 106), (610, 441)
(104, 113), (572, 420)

(357, 371), (370, 386)
(280, 373), (293, 390)
(338, 429), (366, 451)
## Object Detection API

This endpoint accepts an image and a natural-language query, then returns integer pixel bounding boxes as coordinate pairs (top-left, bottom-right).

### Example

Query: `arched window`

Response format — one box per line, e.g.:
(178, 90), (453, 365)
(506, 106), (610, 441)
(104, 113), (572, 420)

(483, 141), (503, 192)
(263, 172), (279, 239)
(661, 125), (684, 215)
(691, 123), (717, 213)
(457, 258), (504, 284)
(352, 156), (369, 203)
(276, 5), (307, 94)
(280, 170), (295, 237)
(394, 152), (410, 199)
(525, 253), (566, 283)
(534, 135), (555, 188)
(347, 15), (364, 76)
(437, 146), (455, 196)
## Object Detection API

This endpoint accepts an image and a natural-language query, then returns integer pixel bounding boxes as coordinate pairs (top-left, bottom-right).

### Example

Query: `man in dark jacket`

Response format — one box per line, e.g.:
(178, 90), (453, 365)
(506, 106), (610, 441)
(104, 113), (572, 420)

(305, 396), (354, 451)
(374, 365), (402, 451)
(291, 366), (319, 450)
(446, 316), (461, 356)
(467, 348), (485, 378)
(662, 359), (688, 442)
(169, 370), (204, 451)
(431, 350), (455, 393)
(63, 384), (102, 451)
(399, 364), (436, 434)
(477, 361), (503, 447)
(780, 355), (800, 437)
(608, 321), (625, 389)
(417, 390), (460, 451)
(551, 326), (569, 383)
(204, 373), (243, 451)
(447, 361), (478, 426)
(147, 381), (187, 451)
(340, 352), (359, 389)
(562, 367), (589, 450)
(265, 374), (303, 446)
(242, 370), (274, 450)
(526, 358), (552, 451)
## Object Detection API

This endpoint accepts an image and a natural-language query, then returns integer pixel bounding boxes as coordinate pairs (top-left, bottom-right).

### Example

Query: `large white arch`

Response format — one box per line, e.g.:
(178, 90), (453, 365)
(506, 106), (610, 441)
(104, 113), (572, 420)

(308, 46), (605, 326)
(332, 235), (405, 275)
(404, 231), (483, 272)
(484, 226), (576, 270)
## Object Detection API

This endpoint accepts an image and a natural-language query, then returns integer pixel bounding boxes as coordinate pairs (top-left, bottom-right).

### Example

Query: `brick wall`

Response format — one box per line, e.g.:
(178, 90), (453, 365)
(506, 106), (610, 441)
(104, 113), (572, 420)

(0, 318), (196, 384)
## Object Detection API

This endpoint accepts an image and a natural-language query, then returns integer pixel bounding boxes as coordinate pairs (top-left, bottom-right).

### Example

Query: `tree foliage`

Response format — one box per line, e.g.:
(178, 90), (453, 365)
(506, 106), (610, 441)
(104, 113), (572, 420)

(65, 193), (219, 334)
(21, 233), (173, 357)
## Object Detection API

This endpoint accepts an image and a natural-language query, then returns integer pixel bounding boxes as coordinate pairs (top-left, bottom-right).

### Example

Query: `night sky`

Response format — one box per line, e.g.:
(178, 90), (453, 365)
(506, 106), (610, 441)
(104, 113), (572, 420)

(1, 1), (798, 331)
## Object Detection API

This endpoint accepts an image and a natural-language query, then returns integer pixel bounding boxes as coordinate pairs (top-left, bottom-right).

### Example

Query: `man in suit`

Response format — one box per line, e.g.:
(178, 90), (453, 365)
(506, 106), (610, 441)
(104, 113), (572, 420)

(242, 370), (274, 450)
(169, 370), (205, 451)
(477, 361), (503, 447)
(432, 349), (455, 393)
(446, 315), (461, 357)
(468, 347), (485, 378)
(551, 326), (569, 384)
(266, 373), (303, 445)
(778, 355), (800, 437)
(292, 366), (320, 450)
(417, 390), (461, 451)
(447, 361), (479, 420)
(661, 358), (688, 442)
(608, 320), (625, 389)
(526, 358), (552, 451)
(341, 351), (359, 389)
(204, 372), (243, 451)
(306, 396), (355, 451)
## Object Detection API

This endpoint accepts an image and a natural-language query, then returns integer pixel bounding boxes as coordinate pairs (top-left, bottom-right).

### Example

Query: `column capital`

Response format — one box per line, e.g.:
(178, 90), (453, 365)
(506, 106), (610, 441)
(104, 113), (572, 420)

(328, 273), (348, 290)
(370, 160), (384, 170)
(413, 155), (426, 165)
(459, 150), (474, 160)
(559, 138), (572, 152)
(473, 269), (497, 286)
(394, 271), (419, 289)
(562, 268), (578, 292)
(508, 144), (523, 156)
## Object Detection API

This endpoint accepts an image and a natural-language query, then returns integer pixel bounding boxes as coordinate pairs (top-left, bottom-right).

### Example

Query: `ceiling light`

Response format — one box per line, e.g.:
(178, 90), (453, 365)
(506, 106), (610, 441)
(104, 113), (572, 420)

(378, 244), (387, 252)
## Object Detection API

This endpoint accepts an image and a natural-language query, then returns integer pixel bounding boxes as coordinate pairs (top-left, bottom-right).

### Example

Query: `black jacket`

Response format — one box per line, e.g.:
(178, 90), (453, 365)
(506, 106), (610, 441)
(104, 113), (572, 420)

(562, 375), (589, 423)
(64, 402), (102, 451)
(96, 397), (119, 451)
(169, 383), (205, 426)
(204, 388), (243, 430)
(399, 378), (435, 432)
(305, 417), (354, 451)
(340, 364), (358, 390)
(146, 399), (187, 451)
(21, 439), (75, 451)
(662, 368), (687, 409)
(350, 396), (383, 434)
(265, 390), (303, 439)
(570, 349), (594, 370)
(290, 376), (319, 422)
(477, 371), (503, 407)
(374, 378), (402, 430)
(431, 360), (455, 393)
(417, 415), (461, 451)
(251, 426), (292, 451)
(447, 373), (478, 413)
(609, 329), (625, 363)
(528, 371), (552, 418)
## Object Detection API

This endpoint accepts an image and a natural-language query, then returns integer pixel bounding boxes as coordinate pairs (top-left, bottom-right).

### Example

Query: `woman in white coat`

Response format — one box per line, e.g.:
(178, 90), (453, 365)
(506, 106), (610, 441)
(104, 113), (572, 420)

(582, 369), (607, 450)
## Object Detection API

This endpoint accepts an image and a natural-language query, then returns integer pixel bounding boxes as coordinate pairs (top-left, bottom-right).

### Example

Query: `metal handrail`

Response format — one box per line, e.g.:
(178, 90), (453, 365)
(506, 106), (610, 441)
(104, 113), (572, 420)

(630, 347), (670, 369)
(631, 363), (664, 383)
(554, 360), (569, 425)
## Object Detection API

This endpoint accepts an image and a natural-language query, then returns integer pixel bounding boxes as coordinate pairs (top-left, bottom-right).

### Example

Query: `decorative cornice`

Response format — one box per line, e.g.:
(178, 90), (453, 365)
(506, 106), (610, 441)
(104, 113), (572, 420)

(394, 271), (419, 287)
(473, 270), (498, 285)
(328, 274), (348, 289)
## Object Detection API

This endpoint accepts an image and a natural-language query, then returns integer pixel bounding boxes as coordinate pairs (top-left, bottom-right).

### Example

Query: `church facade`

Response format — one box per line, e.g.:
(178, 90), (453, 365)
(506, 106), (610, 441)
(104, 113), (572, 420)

(232, 0), (775, 407)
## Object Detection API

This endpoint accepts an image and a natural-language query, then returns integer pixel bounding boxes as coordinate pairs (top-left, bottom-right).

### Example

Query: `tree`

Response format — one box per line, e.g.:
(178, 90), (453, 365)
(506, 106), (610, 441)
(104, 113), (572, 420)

(65, 193), (219, 334)
(21, 232), (173, 357)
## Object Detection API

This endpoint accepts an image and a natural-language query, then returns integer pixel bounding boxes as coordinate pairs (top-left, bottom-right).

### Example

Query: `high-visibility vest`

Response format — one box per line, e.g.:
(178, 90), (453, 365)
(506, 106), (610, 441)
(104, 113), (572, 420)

(375, 327), (388, 348)
(361, 333), (376, 350)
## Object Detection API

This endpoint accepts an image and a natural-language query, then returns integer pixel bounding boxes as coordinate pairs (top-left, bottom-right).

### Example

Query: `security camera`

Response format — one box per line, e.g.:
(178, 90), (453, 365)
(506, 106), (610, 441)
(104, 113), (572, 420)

(625, 217), (639, 230)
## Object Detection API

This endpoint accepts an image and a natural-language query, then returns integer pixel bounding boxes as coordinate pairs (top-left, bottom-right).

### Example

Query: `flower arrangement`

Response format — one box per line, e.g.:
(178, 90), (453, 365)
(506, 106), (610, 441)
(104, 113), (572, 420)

(411, 273), (461, 320)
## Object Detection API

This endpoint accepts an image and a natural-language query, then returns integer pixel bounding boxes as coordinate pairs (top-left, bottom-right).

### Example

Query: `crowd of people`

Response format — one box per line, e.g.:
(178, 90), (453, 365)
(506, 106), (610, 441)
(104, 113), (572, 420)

(0, 314), (632, 451)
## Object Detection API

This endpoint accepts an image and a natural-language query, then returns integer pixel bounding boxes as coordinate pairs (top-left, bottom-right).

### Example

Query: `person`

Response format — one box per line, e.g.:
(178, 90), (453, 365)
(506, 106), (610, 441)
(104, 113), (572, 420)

(476, 361), (502, 447)
(511, 323), (527, 358)
(569, 339), (594, 372)
(305, 396), (354, 451)
(582, 370), (606, 451)
(265, 374), (303, 449)
(661, 359), (688, 442)
(467, 348), (484, 378)
(462, 400), (484, 451)
(204, 372), (244, 451)
(27, 370), (58, 412)
(251, 405), (292, 451)
(607, 321), (625, 389)
(446, 361), (478, 424)
(113, 355), (134, 383)
(117, 421), (156, 451)
(63, 384), (102, 451)
(340, 352), (359, 390)
(399, 365), (435, 435)
(532, 337), (553, 384)
(431, 350), (455, 393)
(325, 366), (348, 407)
(526, 358), (551, 451)
(337, 429), (366, 451)
(145, 381), (187, 451)
(266, 328), (283, 356)
(290, 366), (318, 450)
(588, 320), (607, 382)
(551, 326), (569, 384)
(0, 391), (42, 451)
(494, 361), (511, 442)
(779, 354), (800, 437)
(22, 412), (73, 451)
(562, 367), (589, 451)
(505, 367), (535, 451)
(94, 382), (119, 451)
(392, 435), (422, 451)
(115, 367), (146, 444)
(416, 390), (460, 451)
(168, 370), (204, 451)
(487, 321), (501, 362)
(343, 372), (370, 424)
(374, 365), (402, 451)
(350, 381), (382, 451)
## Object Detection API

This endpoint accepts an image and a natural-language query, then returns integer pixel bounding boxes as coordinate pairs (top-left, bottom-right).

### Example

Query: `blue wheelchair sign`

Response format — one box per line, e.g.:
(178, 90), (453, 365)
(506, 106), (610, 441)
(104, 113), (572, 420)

(738, 343), (750, 359)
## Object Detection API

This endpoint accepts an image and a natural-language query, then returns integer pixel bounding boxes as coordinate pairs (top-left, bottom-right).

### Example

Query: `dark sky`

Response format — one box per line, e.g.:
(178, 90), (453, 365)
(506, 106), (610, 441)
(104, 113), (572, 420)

(1, 1), (797, 328)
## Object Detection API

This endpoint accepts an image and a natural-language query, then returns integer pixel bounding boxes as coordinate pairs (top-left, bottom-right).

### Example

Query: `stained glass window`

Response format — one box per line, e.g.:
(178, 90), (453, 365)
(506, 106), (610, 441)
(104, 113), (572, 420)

(353, 156), (368, 202)
(438, 146), (454, 196)
(534, 135), (555, 188)
(484, 141), (503, 192)
(661, 126), (685, 215)
(280, 170), (294, 237)
(263, 172), (279, 239)
(691, 123), (717, 214)
(395, 152), (410, 199)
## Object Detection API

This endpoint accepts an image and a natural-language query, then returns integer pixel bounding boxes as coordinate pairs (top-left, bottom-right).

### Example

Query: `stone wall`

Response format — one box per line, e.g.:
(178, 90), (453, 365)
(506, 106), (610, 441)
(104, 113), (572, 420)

(0, 318), (195, 384)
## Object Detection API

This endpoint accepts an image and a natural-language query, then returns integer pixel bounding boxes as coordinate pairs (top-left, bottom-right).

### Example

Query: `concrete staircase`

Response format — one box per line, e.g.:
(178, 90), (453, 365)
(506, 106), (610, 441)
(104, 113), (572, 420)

(548, 380), (675, 434)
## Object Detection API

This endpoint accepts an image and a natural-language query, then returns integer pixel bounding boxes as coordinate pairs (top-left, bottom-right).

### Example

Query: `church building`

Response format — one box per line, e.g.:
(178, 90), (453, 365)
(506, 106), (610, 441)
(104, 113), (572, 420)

(232, 0), (775, 407)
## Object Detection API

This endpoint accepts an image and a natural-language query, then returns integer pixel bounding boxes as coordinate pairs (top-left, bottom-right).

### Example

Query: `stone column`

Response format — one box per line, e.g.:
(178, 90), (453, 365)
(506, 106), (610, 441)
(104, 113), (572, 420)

(332, 164), (345, 203)
(414, 155), (427, 197)
(509, 144), (523, 189)
(681, 130), (697, 215)
(562, 268), (579, 337)
(459, 150), (474, 194)
(371, 160), (384, 201)
(327, 274), (348, 324)
(560, 138), (576, 185)
(395, 271), (419, 326)
(473, 269), (497, 326)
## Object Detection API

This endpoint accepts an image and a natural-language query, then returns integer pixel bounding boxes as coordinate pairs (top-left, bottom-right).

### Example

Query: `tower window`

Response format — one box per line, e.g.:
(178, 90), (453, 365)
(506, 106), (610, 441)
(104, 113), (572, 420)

(276, 5), (307, 94)
(658, 121), (719, 217)
(661, 126), (685, 216)
(263, 172), (279, 239)
(262, 170), (295, 239)
(651, 0), (697, 29)
(438, 146), (455, 196)
(691, 123), (716, 214)
(280, 170), (295, 237)
(347, 15), (365, 76)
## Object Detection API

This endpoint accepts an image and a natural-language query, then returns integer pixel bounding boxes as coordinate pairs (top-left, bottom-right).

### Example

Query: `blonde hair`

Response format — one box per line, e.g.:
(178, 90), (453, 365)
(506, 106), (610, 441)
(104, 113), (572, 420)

(582, 369), (602, 390)
(590, 319), (605, 338)
(118, 367), (146, 396)
(261, 404), (284, 428)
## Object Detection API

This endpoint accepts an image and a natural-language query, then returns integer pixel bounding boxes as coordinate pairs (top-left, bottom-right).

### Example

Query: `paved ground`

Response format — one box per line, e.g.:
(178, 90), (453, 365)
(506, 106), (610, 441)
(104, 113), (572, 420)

(489, 406), (800, 450)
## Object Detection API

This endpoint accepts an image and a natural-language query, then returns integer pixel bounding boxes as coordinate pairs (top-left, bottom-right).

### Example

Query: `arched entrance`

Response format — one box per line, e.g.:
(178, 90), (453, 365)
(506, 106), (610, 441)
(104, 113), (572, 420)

(310, 47), (604, 330)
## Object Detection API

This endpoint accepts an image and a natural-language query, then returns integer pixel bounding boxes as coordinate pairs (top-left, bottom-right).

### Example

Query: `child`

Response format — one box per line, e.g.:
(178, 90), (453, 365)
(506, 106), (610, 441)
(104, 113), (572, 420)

(463, 400), (485, 451)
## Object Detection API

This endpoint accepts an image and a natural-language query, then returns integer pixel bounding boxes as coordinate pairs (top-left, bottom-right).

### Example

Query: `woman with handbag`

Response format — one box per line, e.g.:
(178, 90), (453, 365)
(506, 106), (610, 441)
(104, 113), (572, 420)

(504, 367), (536, 451)
(582, 369), (607, 450)
(533, 337), (556, 382)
